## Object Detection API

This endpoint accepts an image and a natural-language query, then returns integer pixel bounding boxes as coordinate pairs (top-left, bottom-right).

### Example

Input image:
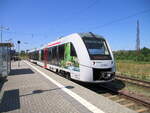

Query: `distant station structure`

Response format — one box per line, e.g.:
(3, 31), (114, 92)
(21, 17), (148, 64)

(0, 43), (13, 80)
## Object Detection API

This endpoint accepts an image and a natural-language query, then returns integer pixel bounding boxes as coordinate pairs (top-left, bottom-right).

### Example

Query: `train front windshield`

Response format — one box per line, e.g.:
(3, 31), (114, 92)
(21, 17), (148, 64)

(82, 37), (112, 60)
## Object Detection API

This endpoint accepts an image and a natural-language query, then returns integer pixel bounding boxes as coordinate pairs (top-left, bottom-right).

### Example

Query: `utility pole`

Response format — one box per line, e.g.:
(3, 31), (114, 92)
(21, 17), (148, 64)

(31, 34), (34, 38)
(136, 20), (140, 51)
(0, 25), (9, 43)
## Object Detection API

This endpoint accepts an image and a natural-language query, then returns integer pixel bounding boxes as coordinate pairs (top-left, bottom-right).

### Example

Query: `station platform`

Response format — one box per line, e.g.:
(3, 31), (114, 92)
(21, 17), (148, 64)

(0, 61), (137, 113)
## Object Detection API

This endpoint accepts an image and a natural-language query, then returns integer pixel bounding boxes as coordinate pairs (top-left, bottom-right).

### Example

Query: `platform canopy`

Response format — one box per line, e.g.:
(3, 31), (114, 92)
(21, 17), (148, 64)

(0, 43), (14, 47)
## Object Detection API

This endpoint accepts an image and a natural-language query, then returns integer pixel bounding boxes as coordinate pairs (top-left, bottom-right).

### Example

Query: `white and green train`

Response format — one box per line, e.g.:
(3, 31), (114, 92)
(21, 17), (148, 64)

(28, 32), (115, 83)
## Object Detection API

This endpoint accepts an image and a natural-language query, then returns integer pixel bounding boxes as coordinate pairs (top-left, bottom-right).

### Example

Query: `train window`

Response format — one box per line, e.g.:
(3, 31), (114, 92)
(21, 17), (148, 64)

(48, 48), (52, 63)
(37, 50), (39, 60)
(56, 46), (59, 66)
(71, 43), (77, 57)
(51, 47), (54, 64)
(58, 44), (65, 60)
(35, 51), (39, 60)
(29, 52), (32, 59)
(39, 50), (42, 61)
(51, 46), (57, 65)
(33, 51), (36, 60)
(82, 37), (111, 60)
(41, 50), (44, 61)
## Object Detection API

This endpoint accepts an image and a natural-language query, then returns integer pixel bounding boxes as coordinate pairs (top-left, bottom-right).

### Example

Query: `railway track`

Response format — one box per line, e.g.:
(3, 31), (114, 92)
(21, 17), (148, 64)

(99, 84), (150, 113)
(116, 75), (150, 88)
(77, 82), (150, 113)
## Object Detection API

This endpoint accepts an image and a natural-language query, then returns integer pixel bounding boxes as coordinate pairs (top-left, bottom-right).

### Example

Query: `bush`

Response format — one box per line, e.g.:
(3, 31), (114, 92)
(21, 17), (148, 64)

(114, 47), (150, 62)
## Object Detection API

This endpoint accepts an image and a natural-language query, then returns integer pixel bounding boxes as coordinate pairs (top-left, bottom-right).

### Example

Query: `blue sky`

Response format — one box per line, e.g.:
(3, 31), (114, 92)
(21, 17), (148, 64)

(1, 0), (150, 51)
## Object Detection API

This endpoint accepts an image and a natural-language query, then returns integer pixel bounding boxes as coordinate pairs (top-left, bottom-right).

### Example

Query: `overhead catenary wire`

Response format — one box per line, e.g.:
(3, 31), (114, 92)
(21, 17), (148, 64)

(54, 0), (99, 36)
(2, 30), (50, 50)
(85, 8), (150, 31)
(4, 31), (48, 38)
(62, 0), (99, 22)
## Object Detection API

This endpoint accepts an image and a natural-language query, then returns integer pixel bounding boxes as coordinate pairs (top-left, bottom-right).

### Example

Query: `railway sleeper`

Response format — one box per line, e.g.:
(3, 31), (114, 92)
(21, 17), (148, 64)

(108, 95), (117, 99)
(124, 103), (135, 107)
(136, 108), (149, 113)
(115, 98), (125, 103)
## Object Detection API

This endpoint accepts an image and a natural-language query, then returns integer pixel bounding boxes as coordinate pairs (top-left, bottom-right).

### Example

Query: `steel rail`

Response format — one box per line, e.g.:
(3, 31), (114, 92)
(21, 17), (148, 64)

(99, 84), (150, 108)
(116, 75), (150, 88)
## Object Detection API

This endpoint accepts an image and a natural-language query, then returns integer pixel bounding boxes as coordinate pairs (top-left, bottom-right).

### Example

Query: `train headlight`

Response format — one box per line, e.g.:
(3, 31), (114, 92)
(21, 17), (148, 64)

(107, 73), (111, 77)
(102, 73), (112, 80)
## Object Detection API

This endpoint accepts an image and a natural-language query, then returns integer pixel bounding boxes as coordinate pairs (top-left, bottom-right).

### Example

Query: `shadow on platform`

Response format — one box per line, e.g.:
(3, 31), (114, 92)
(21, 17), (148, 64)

(73, 79), (125, 94)
(0, 79), (8, 91)
(0, 89), (20, 112)
(20, 85), (74, 97)
(10, 68), (34, 76)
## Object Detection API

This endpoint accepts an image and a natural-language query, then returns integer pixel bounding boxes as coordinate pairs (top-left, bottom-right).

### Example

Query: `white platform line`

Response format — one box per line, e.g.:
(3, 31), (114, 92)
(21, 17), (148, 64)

(24, 61), (105, 113)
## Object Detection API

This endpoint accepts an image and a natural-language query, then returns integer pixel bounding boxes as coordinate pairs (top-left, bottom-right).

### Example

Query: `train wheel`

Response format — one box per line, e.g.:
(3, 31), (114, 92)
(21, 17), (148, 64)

(66, 72), (71, 80)
(59, 70), (65, 76)
(56, 69), (59, 74)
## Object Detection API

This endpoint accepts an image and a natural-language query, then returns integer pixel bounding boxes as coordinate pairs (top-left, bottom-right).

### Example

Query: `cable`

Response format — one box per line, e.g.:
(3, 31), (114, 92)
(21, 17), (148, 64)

(86, 8), (150, 30)
(53, 0), (98, 37)
(76, 0), (99, 14)
(4, 30), (48, 39)
(57, 0), (99, 25)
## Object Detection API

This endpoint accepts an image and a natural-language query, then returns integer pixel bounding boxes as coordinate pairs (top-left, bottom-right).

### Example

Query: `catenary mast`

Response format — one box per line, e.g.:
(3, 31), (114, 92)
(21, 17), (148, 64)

(136, 20), (140, 51)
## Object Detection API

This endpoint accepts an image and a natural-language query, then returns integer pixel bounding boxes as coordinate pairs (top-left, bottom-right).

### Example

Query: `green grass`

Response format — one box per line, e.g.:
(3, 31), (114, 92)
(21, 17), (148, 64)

(116, 60), (150, 64)
(116, 60), (150, 81)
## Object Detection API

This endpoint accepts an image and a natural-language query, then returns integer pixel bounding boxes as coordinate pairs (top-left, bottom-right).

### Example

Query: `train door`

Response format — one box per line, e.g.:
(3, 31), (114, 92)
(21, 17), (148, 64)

(44, 48), (48, 68)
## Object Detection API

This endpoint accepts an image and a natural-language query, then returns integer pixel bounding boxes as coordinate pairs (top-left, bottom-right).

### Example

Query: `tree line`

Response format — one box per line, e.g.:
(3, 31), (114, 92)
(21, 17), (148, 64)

(113, 47), (150, 62)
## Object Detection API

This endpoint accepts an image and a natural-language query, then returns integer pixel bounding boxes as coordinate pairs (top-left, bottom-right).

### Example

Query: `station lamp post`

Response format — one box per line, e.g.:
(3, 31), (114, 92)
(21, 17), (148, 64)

(17, 40), (21, 67)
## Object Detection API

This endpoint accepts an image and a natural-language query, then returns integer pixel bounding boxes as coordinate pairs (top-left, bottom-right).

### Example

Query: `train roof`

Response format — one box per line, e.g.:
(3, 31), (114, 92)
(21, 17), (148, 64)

(28, 32), (106, 52)
(78, 32), (105, 40)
